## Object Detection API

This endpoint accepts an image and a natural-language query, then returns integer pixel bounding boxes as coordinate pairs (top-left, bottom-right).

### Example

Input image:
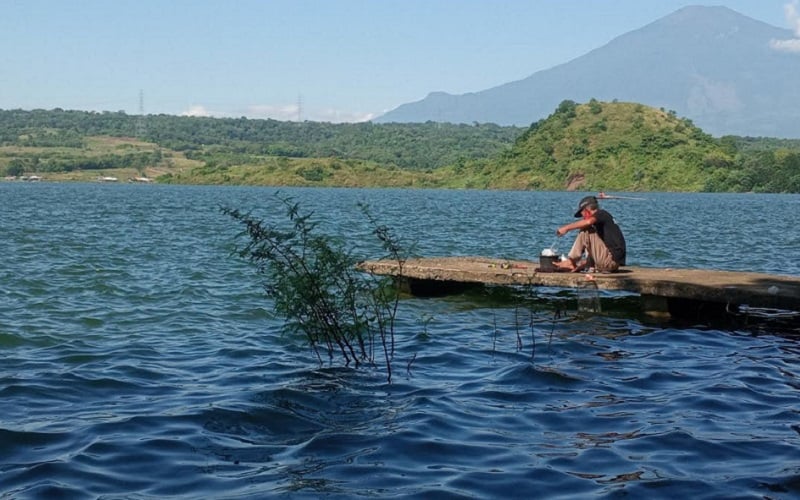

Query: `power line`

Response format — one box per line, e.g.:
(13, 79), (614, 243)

(297, 94), (303, 122)
(135, 89), (146, 138)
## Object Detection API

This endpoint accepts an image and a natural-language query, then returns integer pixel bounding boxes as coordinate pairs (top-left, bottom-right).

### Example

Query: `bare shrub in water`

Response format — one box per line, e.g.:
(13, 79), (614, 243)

(222, 195), (407, 382)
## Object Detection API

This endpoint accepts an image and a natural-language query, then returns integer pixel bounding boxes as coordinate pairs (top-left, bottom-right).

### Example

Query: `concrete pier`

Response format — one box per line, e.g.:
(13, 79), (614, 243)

(358, 256), (800, 320)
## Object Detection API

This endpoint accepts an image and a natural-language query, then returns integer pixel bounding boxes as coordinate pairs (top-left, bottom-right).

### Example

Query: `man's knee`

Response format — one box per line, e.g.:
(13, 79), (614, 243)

(598, 261), (619, 272)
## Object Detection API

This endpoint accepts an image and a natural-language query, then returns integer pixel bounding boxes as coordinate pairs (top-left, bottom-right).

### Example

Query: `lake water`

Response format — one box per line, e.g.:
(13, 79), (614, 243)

(1, 182), (799, 498)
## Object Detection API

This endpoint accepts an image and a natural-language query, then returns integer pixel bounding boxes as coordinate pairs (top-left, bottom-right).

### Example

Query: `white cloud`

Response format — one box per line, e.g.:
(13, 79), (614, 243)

(246, 104), (300, 122)
(770, 37), (800, 52)
(178, 103), (378, 123)
(314, 108), (378, 123)
(181, 105), (215, 117)
(246, 103), (376, 123)
(788, 0), (800, 35)
(771, 1), (800, 53)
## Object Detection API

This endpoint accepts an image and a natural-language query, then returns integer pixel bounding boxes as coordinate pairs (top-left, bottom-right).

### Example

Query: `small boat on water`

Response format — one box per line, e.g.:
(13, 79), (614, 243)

(598, 192), (646, 201)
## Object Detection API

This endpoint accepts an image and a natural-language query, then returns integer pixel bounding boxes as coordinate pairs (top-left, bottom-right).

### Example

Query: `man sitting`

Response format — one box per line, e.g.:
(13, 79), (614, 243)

(555, 195), (626, 273)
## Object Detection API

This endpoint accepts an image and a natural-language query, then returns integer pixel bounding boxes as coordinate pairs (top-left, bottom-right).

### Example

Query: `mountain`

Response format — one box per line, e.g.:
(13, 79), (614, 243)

(374, 6), (800, 138)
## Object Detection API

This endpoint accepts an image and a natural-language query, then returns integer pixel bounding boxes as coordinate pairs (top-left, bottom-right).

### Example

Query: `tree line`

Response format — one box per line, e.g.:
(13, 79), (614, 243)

(0, 108), (522, 171)
(1, 106), (799, 192)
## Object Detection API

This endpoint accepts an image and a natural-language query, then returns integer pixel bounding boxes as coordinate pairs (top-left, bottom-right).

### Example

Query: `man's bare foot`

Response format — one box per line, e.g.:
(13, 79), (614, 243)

(554, 259), (576, 271)
(571, 259), (589, 273)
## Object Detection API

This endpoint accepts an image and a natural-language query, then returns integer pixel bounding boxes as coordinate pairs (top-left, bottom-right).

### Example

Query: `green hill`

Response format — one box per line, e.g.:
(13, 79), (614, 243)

(475, 99), (733, 191)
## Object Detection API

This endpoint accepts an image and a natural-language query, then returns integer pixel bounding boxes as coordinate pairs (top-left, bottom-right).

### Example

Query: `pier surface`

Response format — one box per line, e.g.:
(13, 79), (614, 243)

(358, 256), (800, 314)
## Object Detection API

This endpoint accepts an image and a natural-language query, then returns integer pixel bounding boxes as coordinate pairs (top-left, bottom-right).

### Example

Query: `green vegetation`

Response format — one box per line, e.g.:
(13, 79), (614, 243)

(1, 103), (798, 192)
(159, 156), (450, 188)
(0, 108), (520, 172)
(223, 196), (409, 382)
(0, 135), (198, 182)
(478, 99), (799, 192)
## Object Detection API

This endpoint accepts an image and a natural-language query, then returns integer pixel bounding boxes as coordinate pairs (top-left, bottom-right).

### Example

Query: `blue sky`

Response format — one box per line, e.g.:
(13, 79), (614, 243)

(1, 1), (796, 122)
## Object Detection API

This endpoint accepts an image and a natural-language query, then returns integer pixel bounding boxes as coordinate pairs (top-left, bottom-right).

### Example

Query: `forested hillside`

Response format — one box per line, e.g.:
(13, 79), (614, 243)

(0, 109), (521, 172)
(447, 100), (800, 192)
(1, 106), (798, 192)
(488, 100), (728, 191)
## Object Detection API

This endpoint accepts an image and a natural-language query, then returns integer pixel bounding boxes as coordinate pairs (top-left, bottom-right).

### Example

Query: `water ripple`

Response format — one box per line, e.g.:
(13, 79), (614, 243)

(1, 185), (800, 498)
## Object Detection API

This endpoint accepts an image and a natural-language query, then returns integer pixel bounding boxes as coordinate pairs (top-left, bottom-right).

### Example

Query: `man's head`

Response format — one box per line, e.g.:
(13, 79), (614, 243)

(574, 195), (598, 218)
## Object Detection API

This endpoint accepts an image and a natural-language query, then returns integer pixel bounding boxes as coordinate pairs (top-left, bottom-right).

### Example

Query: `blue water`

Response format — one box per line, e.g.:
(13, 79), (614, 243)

(1, 183), (800, 498)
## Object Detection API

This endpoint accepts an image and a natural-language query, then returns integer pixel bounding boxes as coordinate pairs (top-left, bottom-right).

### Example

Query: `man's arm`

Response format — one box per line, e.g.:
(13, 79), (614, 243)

(556, 215), (597, 236)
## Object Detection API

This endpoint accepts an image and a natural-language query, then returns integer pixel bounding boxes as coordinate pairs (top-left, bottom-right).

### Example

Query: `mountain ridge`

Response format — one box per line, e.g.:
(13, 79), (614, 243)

(375, 6), (800, 138)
